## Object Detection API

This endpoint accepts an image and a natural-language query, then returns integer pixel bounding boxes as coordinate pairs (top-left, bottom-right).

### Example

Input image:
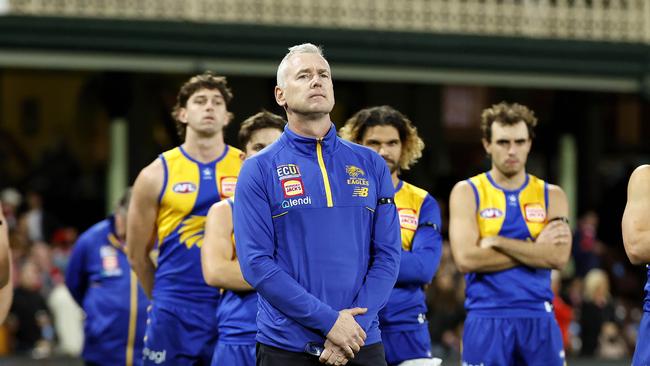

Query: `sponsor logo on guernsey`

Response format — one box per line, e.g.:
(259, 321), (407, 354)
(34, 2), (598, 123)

(281, 196), (312, 209)
(276, 164), (301, 180)
(479, 208), (503, 219)
(202, 167), (213, 180)
(345, 165), (369, 186)
(462, 363), (485, 366)
(143, 348), (166, 364)
(352, 187), (369, 197)
(283, 178), (305, 198)
(220, 176), (237, 198)
(398, 208), (418, 231)
(173, 182), (197, 194)
(508, 194), (518, 206)
(524, 203), (546, 223)
(100, 245), (122, 276)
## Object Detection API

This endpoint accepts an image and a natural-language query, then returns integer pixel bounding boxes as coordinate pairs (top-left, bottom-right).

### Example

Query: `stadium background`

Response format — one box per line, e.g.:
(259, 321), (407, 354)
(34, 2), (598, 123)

(0, 0), (649, 364)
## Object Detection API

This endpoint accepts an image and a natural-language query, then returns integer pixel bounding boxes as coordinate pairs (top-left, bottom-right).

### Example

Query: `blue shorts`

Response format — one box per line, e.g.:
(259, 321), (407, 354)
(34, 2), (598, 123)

(211, 342), (255, 366)
(142, 303), (217, 365)
(381, 325), (432, 366)
(462, 314), (565, 366)
(633, 312), (650, 366)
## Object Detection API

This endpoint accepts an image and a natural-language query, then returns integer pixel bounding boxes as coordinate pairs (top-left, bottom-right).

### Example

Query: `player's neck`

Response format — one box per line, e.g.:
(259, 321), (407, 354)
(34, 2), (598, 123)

(392, 172), (400, 188)
(489, 167), (527, 190)
(182, 132), (226, 164)
(286, 113), (331, 139)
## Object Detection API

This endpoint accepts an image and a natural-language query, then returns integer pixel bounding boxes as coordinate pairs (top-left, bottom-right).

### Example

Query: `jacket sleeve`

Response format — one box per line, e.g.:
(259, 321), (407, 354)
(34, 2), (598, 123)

(65, 231), (90, 306)
(396, 194), (443, 286)
(234, 159), (339, 336)
(351, 156), (401, 331)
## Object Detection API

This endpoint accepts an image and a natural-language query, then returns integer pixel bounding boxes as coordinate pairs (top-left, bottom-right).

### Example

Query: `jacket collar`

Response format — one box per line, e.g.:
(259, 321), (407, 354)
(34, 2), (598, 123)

(281, 123), (339, 156)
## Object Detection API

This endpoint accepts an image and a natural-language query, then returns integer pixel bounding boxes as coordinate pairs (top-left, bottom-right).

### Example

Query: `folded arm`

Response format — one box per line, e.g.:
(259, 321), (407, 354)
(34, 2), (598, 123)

(449, 181), (520, 273)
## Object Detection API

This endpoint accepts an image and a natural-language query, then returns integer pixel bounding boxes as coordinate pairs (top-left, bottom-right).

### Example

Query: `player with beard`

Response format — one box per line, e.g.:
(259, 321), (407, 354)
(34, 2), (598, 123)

(340, 106), (442, 366)
(127, 73), (244, 365)
(449, 102), (572, 366)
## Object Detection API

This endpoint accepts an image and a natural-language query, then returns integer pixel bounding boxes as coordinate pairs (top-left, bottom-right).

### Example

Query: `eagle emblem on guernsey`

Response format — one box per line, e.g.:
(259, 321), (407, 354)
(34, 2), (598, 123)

(178, 215), (206, 249)
(346, 165), (365, 178)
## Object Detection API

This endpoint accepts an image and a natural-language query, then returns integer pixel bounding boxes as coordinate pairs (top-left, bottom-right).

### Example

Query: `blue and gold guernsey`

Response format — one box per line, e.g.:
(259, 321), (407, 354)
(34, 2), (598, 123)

(466, 172), (553, 316)
(379, 180), (442, 365)
(154, 145), (243, 306)
(462, 172), (565, 366)
(142, 145), (243, 365)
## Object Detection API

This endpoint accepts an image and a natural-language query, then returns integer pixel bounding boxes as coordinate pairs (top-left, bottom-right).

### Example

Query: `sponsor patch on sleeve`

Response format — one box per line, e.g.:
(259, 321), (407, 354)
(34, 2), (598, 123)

(220, 176), (237, 198)
(524, 203), (546, 222)
(398, 208), (419, 231)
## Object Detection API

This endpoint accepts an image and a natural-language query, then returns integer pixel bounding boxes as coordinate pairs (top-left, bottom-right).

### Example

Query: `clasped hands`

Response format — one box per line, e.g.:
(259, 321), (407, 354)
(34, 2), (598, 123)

(319, 307), (367, 365)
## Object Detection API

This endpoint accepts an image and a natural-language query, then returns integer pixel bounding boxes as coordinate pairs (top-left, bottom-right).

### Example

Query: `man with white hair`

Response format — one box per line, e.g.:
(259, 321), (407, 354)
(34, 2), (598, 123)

(234, 43), (401, 366)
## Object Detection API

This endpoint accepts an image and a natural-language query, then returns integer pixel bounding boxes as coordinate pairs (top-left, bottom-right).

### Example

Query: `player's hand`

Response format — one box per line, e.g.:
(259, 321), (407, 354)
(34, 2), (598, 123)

(479, 236), (499, 249)
(325, 307), (367, 358)
(319, 339), (349, 365)
(536, 220), (571, 246)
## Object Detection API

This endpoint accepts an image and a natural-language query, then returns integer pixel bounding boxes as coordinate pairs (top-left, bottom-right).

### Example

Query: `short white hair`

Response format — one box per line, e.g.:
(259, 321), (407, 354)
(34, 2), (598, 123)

(276, 43), (325, 88)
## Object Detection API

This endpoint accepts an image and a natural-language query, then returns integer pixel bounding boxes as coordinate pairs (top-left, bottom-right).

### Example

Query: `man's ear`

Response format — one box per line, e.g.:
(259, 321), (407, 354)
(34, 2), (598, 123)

(275, 86), (286, 107)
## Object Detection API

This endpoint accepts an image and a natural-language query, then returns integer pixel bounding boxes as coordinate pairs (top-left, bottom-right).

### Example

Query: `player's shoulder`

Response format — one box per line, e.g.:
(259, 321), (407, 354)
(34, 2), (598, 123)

(631, 164), (650, 181)
(135, 158), (164, 189)
(77, 219), (111, 246)
(400, 181), (430, 199)
(451, 178), (476, 196)
(225, 144), (245, 162)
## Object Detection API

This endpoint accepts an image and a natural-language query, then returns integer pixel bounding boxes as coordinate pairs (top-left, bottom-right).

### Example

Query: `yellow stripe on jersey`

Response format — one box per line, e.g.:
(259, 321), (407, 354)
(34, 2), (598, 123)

(517, 174), (547, 239)
(156, 146), (244, 247)
(469, 173), (547, 240)
(157, 148), (199, 245)
(216, 149), (244, 200)
(316, 140), (334, 207)
(394, 181), (428, 251)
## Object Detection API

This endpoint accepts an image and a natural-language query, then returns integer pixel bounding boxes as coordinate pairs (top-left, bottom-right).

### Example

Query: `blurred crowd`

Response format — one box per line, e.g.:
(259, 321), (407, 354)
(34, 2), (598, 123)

(0, 186), (645, 361)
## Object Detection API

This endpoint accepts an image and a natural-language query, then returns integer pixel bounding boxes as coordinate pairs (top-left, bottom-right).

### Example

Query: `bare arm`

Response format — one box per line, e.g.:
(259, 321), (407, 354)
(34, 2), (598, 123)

(488, 184), (572, 270)
(126, 160), (163, 299)
(201, 201), (252, 291)
(449, 181), (519, 273)
(622, 165), (650, 264)
(0, 250), (11, 324)
(0, 203), (9, 287)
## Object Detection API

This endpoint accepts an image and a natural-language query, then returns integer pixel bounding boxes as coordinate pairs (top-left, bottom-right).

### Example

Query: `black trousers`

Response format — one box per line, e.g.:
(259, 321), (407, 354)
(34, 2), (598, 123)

(256, 342), (387, 366)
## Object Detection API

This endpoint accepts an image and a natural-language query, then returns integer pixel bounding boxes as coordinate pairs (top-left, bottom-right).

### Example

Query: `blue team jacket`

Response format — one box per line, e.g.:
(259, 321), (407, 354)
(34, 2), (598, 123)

(65, 217), (149, 366)
(234, 123), (401, 352)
